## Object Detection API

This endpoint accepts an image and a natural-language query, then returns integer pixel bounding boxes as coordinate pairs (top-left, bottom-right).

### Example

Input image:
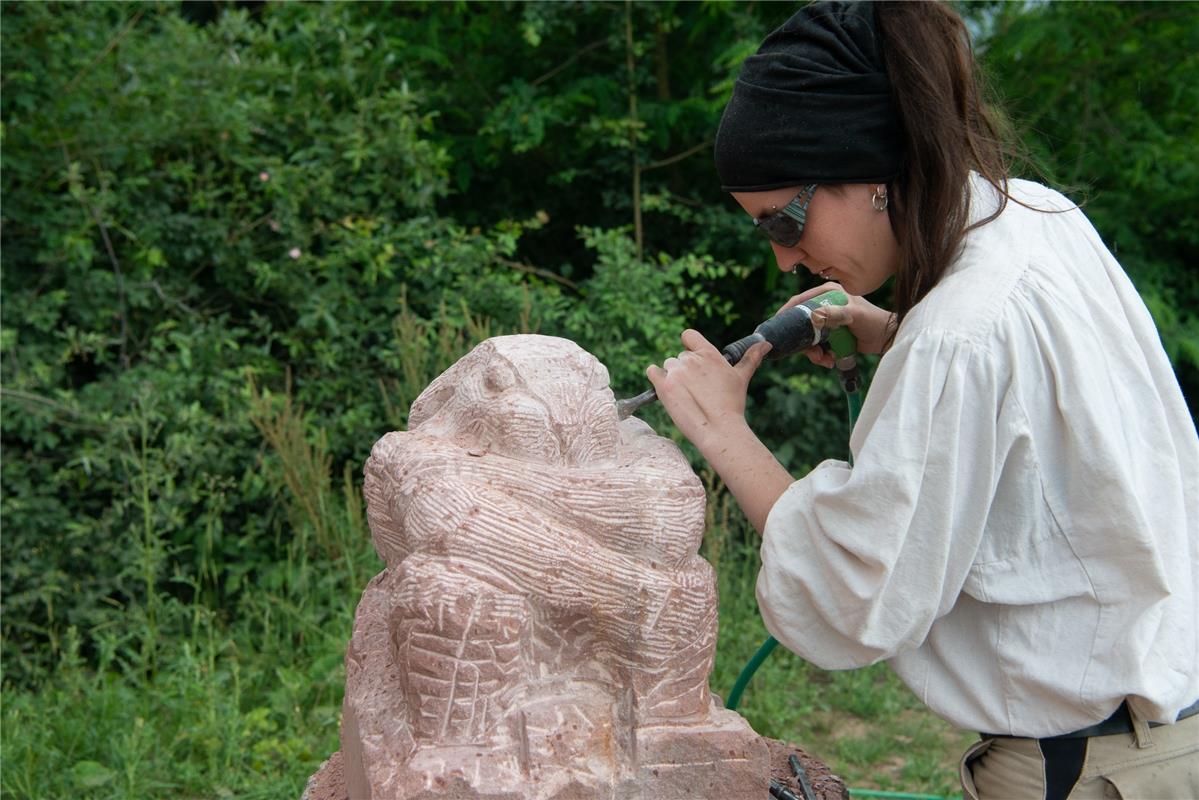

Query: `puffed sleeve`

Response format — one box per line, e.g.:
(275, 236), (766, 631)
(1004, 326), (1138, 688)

(758, 329), (1004, 668)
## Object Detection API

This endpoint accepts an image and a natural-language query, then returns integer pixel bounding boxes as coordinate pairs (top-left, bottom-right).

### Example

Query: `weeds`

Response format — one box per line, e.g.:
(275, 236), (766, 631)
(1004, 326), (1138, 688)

(378, 289), (501, 431)
(2, 493), (969, 800)
(248, 370), (341, 562)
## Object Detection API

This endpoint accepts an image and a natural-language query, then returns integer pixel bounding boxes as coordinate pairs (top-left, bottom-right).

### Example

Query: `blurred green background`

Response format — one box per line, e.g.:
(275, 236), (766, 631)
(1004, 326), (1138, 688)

(2, 2), (1195, 798)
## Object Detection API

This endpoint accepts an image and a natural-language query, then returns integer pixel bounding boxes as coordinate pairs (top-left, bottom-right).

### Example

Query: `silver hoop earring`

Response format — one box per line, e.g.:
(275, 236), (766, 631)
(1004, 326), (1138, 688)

(872, 185), (889, 212)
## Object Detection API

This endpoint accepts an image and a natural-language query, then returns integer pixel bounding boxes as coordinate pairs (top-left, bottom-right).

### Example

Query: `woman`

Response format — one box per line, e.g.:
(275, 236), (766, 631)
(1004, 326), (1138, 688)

(645, 3), (1199, 799)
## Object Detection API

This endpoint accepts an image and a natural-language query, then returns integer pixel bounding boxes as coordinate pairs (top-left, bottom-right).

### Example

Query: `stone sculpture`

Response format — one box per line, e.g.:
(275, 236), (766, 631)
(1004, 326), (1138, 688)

(316, 334), (769, 799)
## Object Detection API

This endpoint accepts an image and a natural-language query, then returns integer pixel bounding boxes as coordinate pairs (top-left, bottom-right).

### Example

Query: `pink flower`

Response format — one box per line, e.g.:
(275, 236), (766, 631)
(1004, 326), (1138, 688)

(269, 219), (282, 232)
(288, 247), (301, 260)
(259, 171), (270, 182)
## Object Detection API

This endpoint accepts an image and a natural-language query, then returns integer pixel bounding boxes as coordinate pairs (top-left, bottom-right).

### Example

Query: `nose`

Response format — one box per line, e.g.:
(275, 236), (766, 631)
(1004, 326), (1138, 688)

(770, 241), (806, 272)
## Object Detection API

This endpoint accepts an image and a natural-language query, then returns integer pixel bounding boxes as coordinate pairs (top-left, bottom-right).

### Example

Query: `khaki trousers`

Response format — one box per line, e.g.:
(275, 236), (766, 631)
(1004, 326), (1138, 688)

(959, 711), (1199, 800)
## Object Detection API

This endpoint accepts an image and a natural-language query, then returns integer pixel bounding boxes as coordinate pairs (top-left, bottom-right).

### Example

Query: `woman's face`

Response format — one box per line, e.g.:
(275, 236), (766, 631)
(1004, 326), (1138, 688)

(731, 183), (899, 296)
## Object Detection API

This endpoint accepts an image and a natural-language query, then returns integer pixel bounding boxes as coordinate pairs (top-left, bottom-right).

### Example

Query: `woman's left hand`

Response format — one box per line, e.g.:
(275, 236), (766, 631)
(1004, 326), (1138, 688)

(646, 329), (772, 453)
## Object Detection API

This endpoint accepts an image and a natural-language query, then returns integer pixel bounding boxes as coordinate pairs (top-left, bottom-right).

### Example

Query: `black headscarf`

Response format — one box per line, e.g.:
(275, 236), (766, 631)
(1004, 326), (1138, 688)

(714, 1), (901, 192)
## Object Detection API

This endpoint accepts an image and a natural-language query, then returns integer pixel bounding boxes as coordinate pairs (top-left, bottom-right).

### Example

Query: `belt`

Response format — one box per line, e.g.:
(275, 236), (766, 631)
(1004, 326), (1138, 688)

(983, 696), (1199, 741)
(1047, 697), (1199, 740)
(974, 699), (1199, 800)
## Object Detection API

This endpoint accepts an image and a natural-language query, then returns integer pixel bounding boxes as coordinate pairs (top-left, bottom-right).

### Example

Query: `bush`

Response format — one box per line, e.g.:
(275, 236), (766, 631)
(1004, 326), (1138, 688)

(0, 2), (761, 682)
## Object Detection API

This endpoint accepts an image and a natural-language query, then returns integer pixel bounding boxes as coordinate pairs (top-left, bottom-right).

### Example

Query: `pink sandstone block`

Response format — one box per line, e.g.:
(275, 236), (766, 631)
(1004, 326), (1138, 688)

(320, 335), (770, 799)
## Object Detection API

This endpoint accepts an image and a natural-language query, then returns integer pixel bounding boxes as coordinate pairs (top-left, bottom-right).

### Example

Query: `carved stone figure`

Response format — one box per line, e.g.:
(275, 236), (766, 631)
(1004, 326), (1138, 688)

(318, 335), (769, 799)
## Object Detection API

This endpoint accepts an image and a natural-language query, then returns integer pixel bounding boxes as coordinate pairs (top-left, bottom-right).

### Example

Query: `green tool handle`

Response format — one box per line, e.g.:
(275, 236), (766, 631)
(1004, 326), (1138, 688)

(828, 326), (856, 359)
(802, 290), (860, 394)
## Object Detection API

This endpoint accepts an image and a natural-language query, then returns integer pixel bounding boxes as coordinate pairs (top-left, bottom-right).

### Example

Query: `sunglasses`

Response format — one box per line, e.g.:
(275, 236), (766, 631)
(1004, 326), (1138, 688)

(752, 183), (818, 247)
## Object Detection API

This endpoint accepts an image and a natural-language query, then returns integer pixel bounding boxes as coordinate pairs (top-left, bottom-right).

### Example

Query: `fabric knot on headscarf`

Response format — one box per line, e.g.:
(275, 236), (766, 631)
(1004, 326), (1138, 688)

(714, 1), (902, 191)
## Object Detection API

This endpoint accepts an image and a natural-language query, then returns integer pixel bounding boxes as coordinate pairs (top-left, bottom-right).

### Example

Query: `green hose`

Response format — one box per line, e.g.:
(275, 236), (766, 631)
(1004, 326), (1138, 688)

(846, 383), (863, 428)
(725, 635), (778, 711)
(725, 379), (958, 798)
(727, 385), (863, 715)
(849, 791), (955, 800)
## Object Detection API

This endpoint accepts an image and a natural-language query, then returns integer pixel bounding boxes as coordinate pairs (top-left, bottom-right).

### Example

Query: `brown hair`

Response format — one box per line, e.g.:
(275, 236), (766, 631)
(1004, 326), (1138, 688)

(873, 1), (1028, 332)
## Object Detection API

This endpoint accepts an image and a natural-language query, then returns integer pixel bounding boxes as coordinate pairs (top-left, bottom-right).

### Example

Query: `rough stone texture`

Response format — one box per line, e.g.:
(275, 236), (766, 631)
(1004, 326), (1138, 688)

(305, 740), (849, 800)
(312, 335), (814, 798)
(304, 752), (346, 800)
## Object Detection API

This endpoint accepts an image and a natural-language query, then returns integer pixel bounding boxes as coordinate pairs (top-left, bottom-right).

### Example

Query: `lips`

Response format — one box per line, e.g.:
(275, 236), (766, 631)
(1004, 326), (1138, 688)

(790, 262), (835, 281)
(806, 265), (833, 280)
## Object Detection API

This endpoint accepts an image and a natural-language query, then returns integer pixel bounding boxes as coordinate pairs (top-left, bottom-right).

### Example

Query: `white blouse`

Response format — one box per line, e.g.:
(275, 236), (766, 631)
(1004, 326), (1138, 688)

(758, 176), (1199, 737)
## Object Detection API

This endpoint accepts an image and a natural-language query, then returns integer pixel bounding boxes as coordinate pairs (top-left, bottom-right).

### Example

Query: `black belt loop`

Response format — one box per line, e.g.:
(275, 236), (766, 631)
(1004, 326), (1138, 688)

(1040, 737), (1087, 800)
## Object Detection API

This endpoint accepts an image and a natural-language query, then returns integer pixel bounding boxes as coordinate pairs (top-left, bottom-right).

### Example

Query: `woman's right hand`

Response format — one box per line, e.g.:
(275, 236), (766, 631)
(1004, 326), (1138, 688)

(780, 282), (894, 368)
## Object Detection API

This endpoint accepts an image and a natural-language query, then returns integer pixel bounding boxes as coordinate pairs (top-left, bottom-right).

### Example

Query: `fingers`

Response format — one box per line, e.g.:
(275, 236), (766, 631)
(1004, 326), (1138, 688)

(811, 304), (853, 331)
(646, 350), (705, 392)
(803, 345), (836, 369)
(679, 328), (720, 356)
(645, 349), (713, 445)
(778, 281), (843, 313)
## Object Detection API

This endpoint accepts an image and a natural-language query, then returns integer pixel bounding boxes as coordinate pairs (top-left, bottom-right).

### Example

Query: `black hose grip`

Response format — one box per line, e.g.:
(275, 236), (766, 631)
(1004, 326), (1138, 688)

(721, 333), (763, 365)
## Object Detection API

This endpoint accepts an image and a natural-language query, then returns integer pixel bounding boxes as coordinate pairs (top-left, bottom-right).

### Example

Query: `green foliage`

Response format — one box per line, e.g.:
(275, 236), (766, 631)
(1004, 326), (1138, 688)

(977, 1), (1199, 407)
(2, 532), (366, 800)
(2, 1), (803, 686)
(563, 226), (751, 394)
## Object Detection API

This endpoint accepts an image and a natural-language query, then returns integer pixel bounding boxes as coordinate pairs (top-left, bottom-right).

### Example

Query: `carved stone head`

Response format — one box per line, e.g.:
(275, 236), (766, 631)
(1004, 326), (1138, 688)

(408, 335), (620, 467)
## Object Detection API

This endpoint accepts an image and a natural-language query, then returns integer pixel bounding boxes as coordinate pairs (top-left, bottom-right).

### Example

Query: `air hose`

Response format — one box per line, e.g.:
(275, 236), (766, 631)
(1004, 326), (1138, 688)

(728, 331), (863, 714)
(729, 374), (955, 800)
(848, 792), (950, 800)
(721, 343), (954, 799)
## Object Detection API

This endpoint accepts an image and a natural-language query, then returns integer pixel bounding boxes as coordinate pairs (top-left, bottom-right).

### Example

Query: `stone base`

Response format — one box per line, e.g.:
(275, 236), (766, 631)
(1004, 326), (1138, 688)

(305, 733), (847, 800)
(617, 711), (768, 799)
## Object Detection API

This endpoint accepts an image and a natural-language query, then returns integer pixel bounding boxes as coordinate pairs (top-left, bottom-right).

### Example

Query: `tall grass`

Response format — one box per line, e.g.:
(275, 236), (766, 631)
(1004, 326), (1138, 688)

(2, 303), (969, 799)
(3, 361), (380, 800)
(2, 490), (969, 800)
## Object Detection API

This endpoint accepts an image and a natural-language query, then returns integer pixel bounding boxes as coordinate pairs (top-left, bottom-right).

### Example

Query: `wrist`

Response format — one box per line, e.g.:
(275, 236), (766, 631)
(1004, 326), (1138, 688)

(693, 418), (793, 535)
(692, 412), (752, 458)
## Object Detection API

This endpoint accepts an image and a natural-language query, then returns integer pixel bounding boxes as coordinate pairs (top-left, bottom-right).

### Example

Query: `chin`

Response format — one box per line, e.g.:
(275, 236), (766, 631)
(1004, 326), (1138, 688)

(856, 276), (890, 297)
(835, 277), (860, 296)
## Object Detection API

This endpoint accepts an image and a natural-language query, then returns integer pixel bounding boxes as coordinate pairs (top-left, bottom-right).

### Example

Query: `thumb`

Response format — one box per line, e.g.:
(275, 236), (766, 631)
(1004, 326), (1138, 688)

(734, 340), (773, 378)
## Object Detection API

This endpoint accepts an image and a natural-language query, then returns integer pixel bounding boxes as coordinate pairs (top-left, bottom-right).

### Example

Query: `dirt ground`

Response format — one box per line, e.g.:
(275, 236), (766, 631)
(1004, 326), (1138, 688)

(766, 737), (849, 800)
